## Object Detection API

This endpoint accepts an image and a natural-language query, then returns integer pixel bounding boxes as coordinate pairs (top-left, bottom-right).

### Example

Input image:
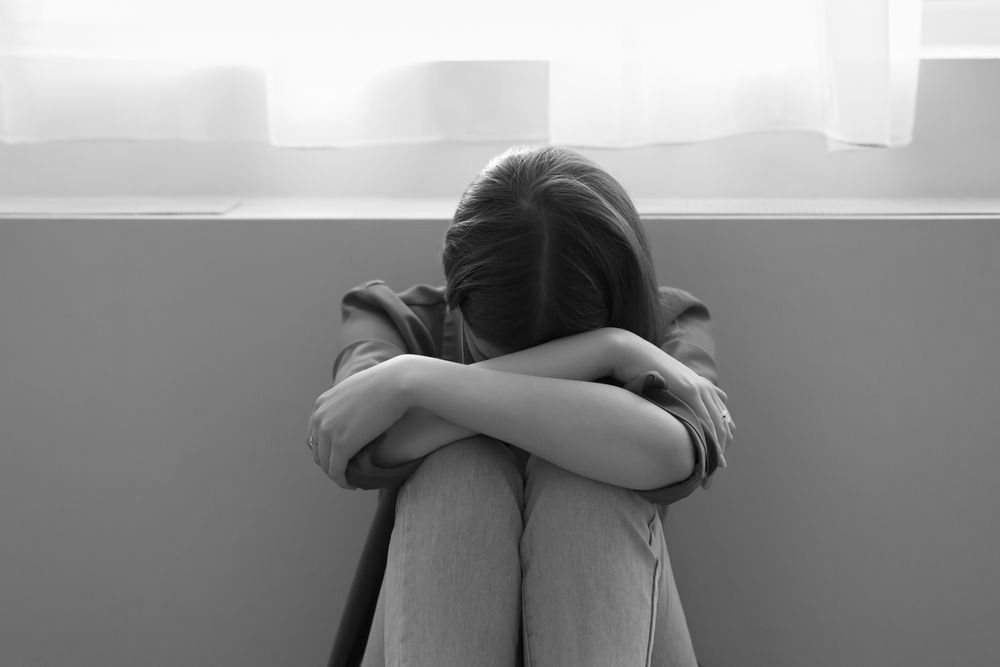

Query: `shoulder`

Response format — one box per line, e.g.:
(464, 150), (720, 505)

(343, 279), (446, 313)
(397, 282), (448, 308)
(340, 280), (449, 357)
(657, 285), (711, 324)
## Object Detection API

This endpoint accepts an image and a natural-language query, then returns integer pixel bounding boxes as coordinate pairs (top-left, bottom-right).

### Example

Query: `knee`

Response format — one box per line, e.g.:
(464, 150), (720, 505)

(519, 457), (665, 640)
(522, 456), (658, 551)
(398, 435), (524, 521)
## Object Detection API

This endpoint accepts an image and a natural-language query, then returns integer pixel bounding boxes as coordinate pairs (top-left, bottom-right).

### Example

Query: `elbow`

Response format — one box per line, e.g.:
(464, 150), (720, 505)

(632, 416), (697, 491)
(672, 431), (698, 484)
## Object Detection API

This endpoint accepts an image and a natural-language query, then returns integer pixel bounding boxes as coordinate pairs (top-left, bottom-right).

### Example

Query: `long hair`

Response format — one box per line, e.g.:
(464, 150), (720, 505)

(442, 145), (665, 353)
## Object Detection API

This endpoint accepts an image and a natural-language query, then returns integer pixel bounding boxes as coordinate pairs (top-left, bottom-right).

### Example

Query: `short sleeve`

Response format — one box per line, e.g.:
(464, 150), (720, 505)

(659, 287), (720, 387)
(331, 280), (442, 490)
(332, 279), (435, 383)
(621, 370), (714, 505)
(620, 288), (727, 505)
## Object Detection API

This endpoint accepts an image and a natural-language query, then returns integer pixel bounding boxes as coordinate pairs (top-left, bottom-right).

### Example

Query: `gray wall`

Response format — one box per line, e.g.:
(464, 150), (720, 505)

(1, 215), (998, 666)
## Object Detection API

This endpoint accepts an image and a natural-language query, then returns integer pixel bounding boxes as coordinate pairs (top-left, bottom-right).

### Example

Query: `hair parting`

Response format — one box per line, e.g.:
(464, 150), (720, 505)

(442, 144), (665, 354)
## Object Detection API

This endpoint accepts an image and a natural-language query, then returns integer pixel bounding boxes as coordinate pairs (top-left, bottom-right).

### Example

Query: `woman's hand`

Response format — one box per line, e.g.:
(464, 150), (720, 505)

(611, 329), (734, 467)
(307, 354), (416, 488)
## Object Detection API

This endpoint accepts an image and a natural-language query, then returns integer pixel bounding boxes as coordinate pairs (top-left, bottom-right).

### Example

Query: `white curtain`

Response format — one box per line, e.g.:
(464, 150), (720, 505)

(0, 0), (923, 149)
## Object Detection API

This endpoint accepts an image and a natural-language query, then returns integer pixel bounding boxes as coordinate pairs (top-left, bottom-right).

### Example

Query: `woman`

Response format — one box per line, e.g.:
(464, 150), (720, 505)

(309, 145), (734, 666)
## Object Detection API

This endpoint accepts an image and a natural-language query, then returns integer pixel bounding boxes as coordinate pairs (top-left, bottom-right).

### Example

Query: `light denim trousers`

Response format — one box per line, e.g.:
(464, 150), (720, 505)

(360, 435), (699, 667)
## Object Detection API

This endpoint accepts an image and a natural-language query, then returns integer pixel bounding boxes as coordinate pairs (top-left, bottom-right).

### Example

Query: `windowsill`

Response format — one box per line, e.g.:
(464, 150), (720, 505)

(2, 196), (1000, 221)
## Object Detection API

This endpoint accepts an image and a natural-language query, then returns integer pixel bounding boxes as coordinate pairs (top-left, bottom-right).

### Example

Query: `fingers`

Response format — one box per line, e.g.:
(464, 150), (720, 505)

(692, 390), (725, 469)
(707, 383), (734, 443)
(715, 390), (735, 453)
(713, 391), (733, 448)
(707, 391), (727, 465)
(707, 384), (728, 423)
(662, 371), (733, 477)
(317, 424), (333, 480)
(308, 398), (333, 473)
(308, 397), (356, 490)
(309, 391), (326, 465)
(332, 461), (356, 490)
(701, 386), (728, 469)
(307, 413), (321, 467)
(328, 441), (357, 490)
(309, 396), (335, 474)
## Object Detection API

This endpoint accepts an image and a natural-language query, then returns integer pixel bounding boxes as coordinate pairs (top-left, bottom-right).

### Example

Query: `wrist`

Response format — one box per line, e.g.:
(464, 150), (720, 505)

(394, 353), (435, 410)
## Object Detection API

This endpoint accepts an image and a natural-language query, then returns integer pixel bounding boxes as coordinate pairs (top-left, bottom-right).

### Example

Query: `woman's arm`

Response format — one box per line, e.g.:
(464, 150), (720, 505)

(368, 325), (732, 480)
(394, 354), (695, 491)
(367, 327), (625, 467)
(615, 328), (733, 467)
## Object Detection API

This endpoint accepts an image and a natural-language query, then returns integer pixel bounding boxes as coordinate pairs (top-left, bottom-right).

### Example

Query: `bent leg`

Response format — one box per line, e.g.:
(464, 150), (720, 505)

(521, 454), (665, 667)
(381, 436), (524, 667)
(650, 520), (699, 667)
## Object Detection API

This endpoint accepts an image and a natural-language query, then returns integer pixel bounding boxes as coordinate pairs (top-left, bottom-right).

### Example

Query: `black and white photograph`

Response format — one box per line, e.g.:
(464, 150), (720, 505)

(1, 1), (997, 665)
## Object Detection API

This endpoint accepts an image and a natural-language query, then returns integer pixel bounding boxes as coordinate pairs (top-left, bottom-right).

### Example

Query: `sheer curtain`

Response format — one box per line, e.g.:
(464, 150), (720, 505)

(0, 0), (923, 149)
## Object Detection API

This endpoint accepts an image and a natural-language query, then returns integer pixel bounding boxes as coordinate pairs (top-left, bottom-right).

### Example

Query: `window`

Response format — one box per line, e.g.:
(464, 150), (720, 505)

(1, 1), (931, 148)
(2, 1), (999, 205)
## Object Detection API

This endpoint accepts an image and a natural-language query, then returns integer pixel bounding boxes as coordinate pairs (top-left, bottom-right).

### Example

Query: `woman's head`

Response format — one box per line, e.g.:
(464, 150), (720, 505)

(442, 145), (664, 356)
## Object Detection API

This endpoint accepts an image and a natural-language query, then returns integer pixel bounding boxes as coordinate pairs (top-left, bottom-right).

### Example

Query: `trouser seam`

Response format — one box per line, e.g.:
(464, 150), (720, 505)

(392, 483), (410, 667)
(645, 512), (661, 667)
(521, 569), (532, 667)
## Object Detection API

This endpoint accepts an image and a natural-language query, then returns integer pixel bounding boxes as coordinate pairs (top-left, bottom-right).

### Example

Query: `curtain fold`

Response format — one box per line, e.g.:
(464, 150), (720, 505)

(0, 0), (923, 149)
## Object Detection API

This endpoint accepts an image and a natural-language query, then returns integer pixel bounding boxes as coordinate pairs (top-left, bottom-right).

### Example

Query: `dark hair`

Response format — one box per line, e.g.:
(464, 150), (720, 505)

(442, 145), (665, 353)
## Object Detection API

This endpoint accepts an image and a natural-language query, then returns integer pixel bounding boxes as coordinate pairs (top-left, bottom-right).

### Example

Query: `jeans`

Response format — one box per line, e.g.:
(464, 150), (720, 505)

(360, 435), (699, 667)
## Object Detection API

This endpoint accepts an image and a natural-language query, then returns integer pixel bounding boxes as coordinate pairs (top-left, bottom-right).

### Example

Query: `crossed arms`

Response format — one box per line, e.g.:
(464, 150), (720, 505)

(311, 306), (732, 495)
